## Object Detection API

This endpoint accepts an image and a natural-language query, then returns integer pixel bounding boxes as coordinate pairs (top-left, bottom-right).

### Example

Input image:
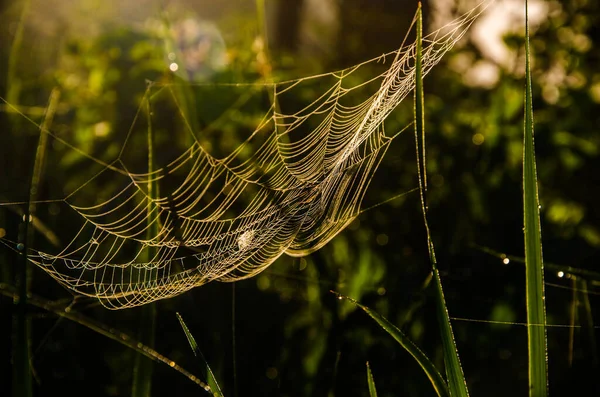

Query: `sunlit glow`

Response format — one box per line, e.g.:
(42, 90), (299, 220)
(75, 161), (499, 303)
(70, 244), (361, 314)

(557, 271), (564, 278)
(256, 275), (270, 291)
(169, 62), (179, 72)
(94, 121), (110, 137)
(472, 133), (485, 145)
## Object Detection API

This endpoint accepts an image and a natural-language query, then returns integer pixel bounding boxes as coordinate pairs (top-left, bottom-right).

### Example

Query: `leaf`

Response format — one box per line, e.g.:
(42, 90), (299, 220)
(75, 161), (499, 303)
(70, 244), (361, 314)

(176, 313), (224, 397)
(366, 362), (378, 397)
(334, 292), (449, 397)
(523, 1), (548, 396)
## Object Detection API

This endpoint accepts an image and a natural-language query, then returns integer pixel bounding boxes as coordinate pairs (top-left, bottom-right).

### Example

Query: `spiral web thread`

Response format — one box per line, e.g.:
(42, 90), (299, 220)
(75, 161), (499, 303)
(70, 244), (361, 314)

(3, 4), (487, 309)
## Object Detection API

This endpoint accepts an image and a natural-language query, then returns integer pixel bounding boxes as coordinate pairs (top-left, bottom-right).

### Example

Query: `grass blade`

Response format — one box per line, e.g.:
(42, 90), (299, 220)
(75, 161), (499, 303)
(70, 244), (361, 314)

(131, 93), (158, 397)
(176, 313), (224, 397)
(6, 0), (30, 106)
(131, 303), (156, 397)
(366, 362), (378, 397)
(523, 1), (548, 395)
(0, 283), (211, 392)
(13, 88), (60, 397)
(574, 278), (598, 369)
(413, 3), (469, 396)
(334, 292), (449, 397)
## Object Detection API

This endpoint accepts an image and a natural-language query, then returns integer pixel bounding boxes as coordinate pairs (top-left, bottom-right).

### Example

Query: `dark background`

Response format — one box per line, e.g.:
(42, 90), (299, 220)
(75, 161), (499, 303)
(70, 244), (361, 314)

(1, 0), (599, 396)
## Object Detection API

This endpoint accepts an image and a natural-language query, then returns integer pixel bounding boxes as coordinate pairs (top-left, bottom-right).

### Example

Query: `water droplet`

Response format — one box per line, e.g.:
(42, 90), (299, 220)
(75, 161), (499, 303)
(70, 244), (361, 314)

(337, 296), (343, 300)
(168, 52), (176, 61)
(169, 62), (179, 72)
(502, 258), (510, 265)
(169, 361), (176, 367)
(557, 271), (564, 278)
(17, 243), (24, 251)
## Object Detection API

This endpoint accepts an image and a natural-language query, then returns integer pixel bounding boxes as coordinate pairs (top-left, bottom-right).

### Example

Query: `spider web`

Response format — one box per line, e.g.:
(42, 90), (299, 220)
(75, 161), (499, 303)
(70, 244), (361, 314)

(2, 4), (487, 309)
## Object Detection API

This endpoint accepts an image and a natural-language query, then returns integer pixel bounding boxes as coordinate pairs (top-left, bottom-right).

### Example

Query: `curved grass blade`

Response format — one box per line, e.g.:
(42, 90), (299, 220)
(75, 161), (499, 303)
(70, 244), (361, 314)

(366, 362), (378, 397)
(333, 292), (449, 397)
(413, 4), (469, 396)
(523, 1), (548, 395)
(0, 283), (211, 393)
(176, 313), (224, 397)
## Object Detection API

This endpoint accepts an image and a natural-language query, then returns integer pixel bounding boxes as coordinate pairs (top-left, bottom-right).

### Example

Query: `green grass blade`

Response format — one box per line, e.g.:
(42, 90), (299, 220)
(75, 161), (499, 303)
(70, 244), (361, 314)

(334, 292), (449, 397)
(13, 88), (60, 397)
(523, 1), (548, 395)
(413, 4), (469, 396)
(431, 270), (469, 397)
(176, 313), (224, 397)
(6, 0), (30, 106)
(576, 278), (598, 369)
(131, 304), (156, 397)
(366, 362), (378, 397)
(131, 94), (158, 397)
(0, 283), (211, 392)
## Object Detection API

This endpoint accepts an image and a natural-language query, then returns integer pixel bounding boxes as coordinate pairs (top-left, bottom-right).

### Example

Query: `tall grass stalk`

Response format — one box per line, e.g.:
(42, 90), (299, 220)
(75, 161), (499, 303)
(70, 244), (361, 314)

(6, 0), (30, 106)
(131, 95), (159, 397)
(413, 4), (469, 396)
(522, 1), (548, 395)
(9, 2), (33, 396)
(14, 88), (60, 397)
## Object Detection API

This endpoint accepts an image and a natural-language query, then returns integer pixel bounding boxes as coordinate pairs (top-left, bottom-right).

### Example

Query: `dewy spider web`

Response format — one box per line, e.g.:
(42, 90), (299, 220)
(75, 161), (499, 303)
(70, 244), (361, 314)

(4, 4), (487, 309)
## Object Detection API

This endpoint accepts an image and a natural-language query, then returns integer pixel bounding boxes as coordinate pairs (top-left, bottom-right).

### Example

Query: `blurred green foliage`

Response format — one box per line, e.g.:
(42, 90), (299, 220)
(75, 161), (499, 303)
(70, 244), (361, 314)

(1, 0), (599, 396)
